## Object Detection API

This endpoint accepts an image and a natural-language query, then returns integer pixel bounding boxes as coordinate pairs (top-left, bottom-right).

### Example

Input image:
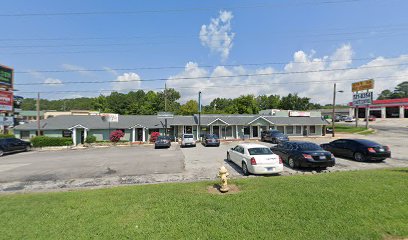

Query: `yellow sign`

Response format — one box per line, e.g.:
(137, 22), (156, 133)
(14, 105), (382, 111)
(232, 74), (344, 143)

(352, 79), (374, 92)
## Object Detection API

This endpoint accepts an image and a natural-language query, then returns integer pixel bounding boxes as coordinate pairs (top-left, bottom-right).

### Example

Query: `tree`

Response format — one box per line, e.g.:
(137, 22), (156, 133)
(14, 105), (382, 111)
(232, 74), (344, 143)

(155, 88), (181, 113)
(232, 95), (259, 114)
(256, 95), (281, 110)
(393, 81), (408, 98)
(279, 93), (313, 110)
(178, 100), (198, 115)
(377, 89), (393, 100)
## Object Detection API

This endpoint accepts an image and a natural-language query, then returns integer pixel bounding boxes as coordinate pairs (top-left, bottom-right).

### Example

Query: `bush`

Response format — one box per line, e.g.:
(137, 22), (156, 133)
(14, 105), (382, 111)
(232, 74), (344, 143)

(85, 135), (96, 144)
(150, 132), (160, 142)
(31, 136), (73, 147)
(110, 130), (125, 143)
(0, 134), (15, 139)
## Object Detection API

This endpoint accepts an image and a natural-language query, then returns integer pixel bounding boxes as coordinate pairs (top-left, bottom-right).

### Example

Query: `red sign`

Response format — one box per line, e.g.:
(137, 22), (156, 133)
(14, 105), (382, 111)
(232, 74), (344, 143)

(0, 91), (13, 111)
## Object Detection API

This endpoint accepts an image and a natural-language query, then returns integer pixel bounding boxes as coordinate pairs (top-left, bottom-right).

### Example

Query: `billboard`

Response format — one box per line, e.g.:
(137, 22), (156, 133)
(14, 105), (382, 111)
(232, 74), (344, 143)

(352, 79), (374, 92)
(0, 65), (13, 87)
(289, 111), (311, 117)
(0, 91), (13, 111)
(101, 113), (119, 122)
(353, 91), (373, 106)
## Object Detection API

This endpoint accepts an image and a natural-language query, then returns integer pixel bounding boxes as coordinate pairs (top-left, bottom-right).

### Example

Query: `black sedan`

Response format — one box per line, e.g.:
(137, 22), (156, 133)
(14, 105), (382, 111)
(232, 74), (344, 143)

(154, 136), (172, 149)
(0, 138), (31, 156)
(261, 130), (289, 144)
(202, 134), (220, 147)
(271, 141), (335, 169)
(321, 139), (391, 162)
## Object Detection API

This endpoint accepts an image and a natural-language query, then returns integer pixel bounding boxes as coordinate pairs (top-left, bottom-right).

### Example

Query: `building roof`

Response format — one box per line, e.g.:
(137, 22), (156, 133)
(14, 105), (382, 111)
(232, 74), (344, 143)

(14, 114), (328, 131)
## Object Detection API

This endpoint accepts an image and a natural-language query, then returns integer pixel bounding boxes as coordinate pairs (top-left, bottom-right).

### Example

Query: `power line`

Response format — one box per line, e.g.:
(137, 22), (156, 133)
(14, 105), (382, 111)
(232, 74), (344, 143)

(0, 0), (364, 17)
(14, 62), (408, 86)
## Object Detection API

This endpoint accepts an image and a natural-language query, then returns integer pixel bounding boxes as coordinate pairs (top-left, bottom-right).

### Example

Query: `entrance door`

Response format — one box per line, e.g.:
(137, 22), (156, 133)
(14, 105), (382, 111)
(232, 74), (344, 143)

(137, 128), (143, 141)
(252, 126), (258, 138)
(212, 126), (220, 137)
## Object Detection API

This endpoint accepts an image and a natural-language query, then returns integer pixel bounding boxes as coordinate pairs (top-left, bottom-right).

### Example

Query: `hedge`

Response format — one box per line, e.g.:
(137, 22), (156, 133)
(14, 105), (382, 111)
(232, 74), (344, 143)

(0, 134), (15, 139)
(30, 136), (73, 147)
(85, 135), (97, 144)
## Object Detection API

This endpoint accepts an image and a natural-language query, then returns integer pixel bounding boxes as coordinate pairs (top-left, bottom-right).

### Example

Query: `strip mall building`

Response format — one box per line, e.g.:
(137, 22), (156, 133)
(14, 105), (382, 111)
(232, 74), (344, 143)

(352, 98), (408, 118)
(14, 110), (329, 145)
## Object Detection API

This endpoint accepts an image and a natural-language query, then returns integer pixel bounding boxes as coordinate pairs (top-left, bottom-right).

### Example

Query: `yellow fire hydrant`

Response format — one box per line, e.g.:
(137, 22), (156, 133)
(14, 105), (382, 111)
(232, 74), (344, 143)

(218, 166), (230, 193)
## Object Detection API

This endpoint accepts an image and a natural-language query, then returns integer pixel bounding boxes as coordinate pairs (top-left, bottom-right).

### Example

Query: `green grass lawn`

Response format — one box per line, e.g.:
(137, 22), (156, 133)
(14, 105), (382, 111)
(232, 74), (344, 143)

(1, 169), (407, 239)
(334, 124), (372, 134)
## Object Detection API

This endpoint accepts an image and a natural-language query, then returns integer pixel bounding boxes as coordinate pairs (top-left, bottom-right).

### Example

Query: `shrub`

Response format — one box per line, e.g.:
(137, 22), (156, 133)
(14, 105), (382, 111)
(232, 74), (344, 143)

(31, 136), (73, 147)
(85, 135), (97, 144)
(150, 132), (160, 142)
(0, 134), (15, 139)
(110, 130), (124, 143)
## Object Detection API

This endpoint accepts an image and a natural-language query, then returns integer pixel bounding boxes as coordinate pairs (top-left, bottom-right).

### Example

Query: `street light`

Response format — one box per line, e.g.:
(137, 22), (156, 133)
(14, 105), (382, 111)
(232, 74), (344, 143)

(332, 83), (344, 137)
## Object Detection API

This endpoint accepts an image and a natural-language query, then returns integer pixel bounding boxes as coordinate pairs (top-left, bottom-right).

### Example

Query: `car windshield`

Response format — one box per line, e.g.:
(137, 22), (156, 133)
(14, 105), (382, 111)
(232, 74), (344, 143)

(297, 142), (322, 151)
(248, 147), (273, 155)
(184, 134), (194, 138)
(206, 134), (218, 139)
(272, 132), (284, 136)
(157, 136), (170, 140)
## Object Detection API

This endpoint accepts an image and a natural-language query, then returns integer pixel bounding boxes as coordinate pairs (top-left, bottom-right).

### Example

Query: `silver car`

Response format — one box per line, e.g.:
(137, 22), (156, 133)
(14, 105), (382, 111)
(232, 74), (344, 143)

(180, 134), (196, 148)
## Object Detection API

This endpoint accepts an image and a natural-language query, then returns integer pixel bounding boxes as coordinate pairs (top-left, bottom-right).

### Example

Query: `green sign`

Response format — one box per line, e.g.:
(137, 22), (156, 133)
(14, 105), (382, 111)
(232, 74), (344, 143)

(0, 66), (13, 86)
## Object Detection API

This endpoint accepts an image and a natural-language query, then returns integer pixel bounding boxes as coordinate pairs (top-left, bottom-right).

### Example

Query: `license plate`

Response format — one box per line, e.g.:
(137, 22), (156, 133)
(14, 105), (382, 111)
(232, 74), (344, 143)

(319, 156), (326, 160)
(379, 149), (384, 152)
(266, 167), (275, 171)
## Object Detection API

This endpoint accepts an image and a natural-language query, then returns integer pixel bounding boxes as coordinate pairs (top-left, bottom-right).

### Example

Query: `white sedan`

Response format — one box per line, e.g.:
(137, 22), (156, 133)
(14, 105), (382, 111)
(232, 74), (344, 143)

(227, 143), (283, 175)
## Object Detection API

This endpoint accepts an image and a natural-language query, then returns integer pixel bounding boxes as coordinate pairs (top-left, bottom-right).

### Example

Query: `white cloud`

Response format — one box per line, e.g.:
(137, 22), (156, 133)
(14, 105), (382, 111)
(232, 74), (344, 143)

(112, 72), (141, 92)
(199, 10), (235, 61)
(61, 63), (93, 77)
(167, 45), (408, 105)
(43, 78), (63, 86)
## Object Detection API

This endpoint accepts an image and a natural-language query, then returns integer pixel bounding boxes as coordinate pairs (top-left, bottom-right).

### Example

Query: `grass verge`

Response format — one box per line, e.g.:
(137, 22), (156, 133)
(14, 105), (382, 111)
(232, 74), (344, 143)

(1, 169), (407, 239)
(334, 124), (373, 134)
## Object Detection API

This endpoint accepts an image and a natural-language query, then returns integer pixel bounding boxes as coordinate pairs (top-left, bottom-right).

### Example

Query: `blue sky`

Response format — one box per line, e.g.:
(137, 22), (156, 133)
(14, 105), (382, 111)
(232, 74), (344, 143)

(1, 0), (408, 104)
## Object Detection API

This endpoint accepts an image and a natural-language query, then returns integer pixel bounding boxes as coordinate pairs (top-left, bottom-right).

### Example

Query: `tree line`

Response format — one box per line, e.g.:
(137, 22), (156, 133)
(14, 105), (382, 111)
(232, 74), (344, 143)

(377, 81), (408, 100)
(20, 89), (325, 115)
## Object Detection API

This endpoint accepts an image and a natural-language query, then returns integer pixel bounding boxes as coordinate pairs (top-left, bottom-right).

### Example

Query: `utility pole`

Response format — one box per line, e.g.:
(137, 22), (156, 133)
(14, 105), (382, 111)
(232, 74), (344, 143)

(36, 92), (41, 136)
(164, 83), (167, 136)
(331, 83), (336, 137)
(198, 91), (202, 140)
(365, 89), (370, 129)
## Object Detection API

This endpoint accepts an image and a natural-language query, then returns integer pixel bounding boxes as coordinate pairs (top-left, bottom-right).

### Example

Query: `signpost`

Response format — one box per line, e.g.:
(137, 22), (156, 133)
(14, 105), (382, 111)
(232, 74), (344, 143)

(0, 64), (13, 134)
(352, 79), (374, 129)
(157, 112), (174, 136)
(0, 91), (13, 111)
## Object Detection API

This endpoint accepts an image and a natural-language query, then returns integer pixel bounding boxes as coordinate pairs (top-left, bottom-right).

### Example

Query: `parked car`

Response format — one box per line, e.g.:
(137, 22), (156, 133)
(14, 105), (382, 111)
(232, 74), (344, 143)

(202, 134), (220, 147)
(154, 136), (172, 149)
(180, 134), (196, 148)
(340, 115), (349, 121)
(344, 117), (356, 122)
(334, 115), (342, 122)
(227, 143), (283, 175)
(0, 138), (31, 156)
(321, 139), (391, 162)
(261, 130), (289, 143)
(364, 115), (376, 121)
(271, 141), (335, 169)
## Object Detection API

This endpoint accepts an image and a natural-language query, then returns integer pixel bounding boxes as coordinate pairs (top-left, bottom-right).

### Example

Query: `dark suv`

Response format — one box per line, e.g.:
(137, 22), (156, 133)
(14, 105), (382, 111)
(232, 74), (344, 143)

(261, 130), (289, 144)
(202, 134), (220, 147)
(0, 138), (31, 156)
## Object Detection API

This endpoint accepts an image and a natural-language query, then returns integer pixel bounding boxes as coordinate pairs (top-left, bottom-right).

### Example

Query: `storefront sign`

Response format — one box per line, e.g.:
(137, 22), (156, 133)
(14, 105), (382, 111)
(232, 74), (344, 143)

(289, 111), (311, 117)
(0, 65), (13, 86)
(157, 112), (174, 119)
(353, 91), (373, 106)
(101, 113), (119, 122)
(352, 79), (374, 92)
(0, 91), (13, 111)
(0, 117), (14, 126)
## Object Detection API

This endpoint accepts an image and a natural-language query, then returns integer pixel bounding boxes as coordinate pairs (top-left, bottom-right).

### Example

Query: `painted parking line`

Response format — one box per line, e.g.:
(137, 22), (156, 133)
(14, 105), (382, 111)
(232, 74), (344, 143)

(0, 163), (31, 173)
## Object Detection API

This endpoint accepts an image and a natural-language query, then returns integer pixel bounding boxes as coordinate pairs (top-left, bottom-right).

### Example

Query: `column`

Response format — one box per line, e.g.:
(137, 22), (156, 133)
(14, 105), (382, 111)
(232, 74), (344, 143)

(400, 106), (404, 118)
(132, 128), (136, 142)
(349, 107), (354, 118)
(381, 107), (386, 118)
(72, 128), (77, 146)
(84, 129), (87, 140)
(235, 125), (238, 139)
(249, 126), (253, 139)
(142, 128), (146, 142)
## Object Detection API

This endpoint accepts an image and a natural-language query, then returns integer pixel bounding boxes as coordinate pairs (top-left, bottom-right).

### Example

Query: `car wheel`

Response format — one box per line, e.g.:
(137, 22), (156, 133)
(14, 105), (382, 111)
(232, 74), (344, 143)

(242, 162), (250, 176)
(227, 153), (231, 162)
(288, 157), (296, 169)
(0, 150), (3, 157)
(25, 145), (31, 152)
(354, 152), (366, 162)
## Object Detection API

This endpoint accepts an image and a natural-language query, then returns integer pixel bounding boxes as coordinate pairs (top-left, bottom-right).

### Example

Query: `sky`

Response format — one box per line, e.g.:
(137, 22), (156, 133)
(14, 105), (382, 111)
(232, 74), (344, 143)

(1, 0), (408, 105)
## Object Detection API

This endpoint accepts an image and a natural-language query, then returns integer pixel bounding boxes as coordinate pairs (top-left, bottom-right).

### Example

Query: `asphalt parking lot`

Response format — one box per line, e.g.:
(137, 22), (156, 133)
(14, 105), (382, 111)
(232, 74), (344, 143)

(0, 119), (407, 192)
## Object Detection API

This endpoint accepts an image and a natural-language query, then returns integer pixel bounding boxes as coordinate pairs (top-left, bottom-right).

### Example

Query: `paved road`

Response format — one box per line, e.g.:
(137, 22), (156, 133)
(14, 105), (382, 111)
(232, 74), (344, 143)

(0, 144), (184, 183)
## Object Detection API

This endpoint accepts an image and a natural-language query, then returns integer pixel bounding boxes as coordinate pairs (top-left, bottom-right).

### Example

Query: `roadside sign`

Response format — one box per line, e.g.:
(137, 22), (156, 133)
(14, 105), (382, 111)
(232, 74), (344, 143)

(0, 65), (13, 87)
(352, 79), (374, 92)
(289, 111), (311, 117)
(101, 113), (119, 122)
(157, 112), (174, 119)
(0, 91), (13, 111)
(0, 116), (14, 126)
(352, 91), (373, 106)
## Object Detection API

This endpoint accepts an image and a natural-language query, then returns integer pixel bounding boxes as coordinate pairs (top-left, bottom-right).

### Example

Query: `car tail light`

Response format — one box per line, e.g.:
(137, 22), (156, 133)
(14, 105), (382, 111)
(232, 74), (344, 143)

(368, 148), (376, 153)
(331, 153), (335, 159)
(279, 156), (283, 164)
(250, 157), (257, 165)
(384, 146), (390, 151)
(302, 154), (312, 159)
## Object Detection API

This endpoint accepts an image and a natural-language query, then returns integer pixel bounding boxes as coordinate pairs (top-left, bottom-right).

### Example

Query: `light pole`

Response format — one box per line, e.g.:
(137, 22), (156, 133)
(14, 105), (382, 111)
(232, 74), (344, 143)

(198, 91), (202, 140)
(332, 83), (344, 137)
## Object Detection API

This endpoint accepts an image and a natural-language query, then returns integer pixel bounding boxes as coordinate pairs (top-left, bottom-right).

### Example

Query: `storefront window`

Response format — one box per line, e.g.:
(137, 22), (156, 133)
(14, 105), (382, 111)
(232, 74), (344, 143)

(295, 126), (302, 134)
(277, 126), (284, 133)
(21, 131), (30, 139)
(185, 126), (193, 134)
(310, 125), (316, 134)
(286, 126), (294, 134)
(62, 130), (72, 138)
(225, 126), (233, 137)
